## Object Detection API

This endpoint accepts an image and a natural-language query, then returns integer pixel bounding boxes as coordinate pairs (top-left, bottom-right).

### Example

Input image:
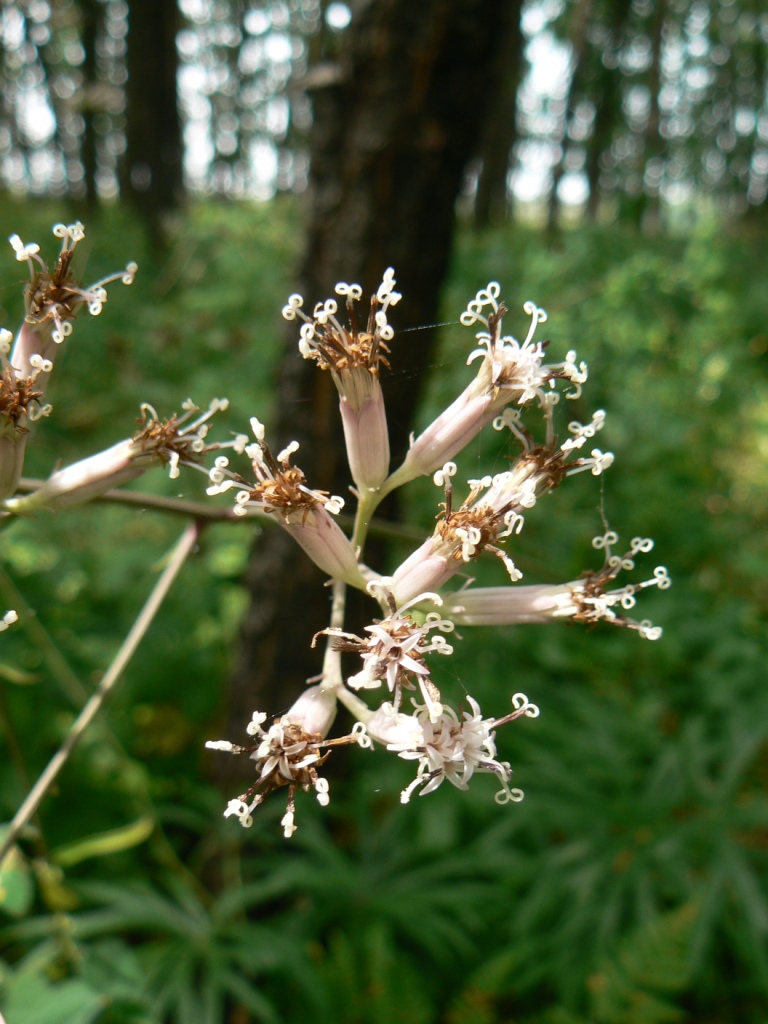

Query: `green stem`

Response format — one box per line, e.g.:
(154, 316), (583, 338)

(0, 521), (200, 866)
(319, 579), (347, 691)
(351, 490), (382, 553)
(334, 684), (375, 725)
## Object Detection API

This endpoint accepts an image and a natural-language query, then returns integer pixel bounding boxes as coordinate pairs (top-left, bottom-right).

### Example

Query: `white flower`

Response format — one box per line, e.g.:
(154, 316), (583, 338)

(8, 222), (137, 378)
(390, 697), (526, 805)
(206, 686), (366, 838)
(0, 610), (18, 631)
(321, 582), (454, 720)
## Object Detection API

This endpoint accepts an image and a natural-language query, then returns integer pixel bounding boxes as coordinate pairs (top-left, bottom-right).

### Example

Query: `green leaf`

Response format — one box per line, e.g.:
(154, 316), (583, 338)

(0, 842), (34, 919)
(0, 964), (105, 1024)
(589, 903), (698, 1024)
(51, 816), (155, 868)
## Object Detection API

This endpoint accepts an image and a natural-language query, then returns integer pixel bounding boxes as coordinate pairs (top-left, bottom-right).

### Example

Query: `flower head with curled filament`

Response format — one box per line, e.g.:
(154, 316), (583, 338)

(207, 418), (364, 586)
(433, 462), (528, 583)
(206, 687), (368, 838)
(207, 417), (344, 520)
(3, 397), (233, 513)
(462, 288), (588, 403)
(389, 461), (532, 605)
(318, 580), (455, 720)
(571, 532), (671, 639)
(283, 272), (401, 491)
(388, 291), (591, 488)
(390, 403), (615, 607)
(0, 329), (51, 432)
(132, 398), (230, 480)
(283, 267), (401, 379)
(10, 222), (137, 369)
(388, 692), (539, 804)
(493, 404), (614, 481)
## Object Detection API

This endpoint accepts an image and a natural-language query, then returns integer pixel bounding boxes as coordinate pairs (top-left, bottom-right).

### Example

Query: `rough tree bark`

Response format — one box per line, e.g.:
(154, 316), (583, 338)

(223, 0), (519, 745)
(547, 0), (593, 232)
(473, 0), (525, 228)
(79, 0), (100, 206)
(122, 0), (184, 227)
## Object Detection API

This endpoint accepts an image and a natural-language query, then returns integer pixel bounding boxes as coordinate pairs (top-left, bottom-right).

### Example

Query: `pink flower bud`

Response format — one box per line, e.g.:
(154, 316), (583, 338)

(6, 439), (146, 511)
(389, 537), (456, 607)
(284, 685), (337, 738)
(283, 505), (367, 588)
(445, 584), (578, 626)
(336, 368), (390, 490)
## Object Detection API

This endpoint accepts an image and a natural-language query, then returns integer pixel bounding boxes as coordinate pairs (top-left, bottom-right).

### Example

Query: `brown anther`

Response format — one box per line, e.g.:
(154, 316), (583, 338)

(132, 411), (206, 467)
(0, 367), (44, 429)
(24, 248), (83, 327)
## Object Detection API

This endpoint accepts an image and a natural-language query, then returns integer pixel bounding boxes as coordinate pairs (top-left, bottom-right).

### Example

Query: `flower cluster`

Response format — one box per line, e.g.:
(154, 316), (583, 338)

(0, 232), (672, 840)
(0, 224), (233, 515)
(282, 270), (401, 492)
(206, 686), (367, 837)
(206, 273), (670, 836)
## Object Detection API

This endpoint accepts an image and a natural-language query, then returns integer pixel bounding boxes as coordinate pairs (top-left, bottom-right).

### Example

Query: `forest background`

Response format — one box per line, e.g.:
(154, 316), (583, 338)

(0, 0), (767, 1022)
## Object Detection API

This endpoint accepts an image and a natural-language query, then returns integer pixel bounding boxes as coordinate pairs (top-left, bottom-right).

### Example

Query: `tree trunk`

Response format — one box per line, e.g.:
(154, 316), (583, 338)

(122, 0), (183, 229)
(638, 0), (666, 233)
(79, 0), (100, 206)
(223, 0), (514, 751)
(473, 0), (525, 228)
(547, 0), (593, 233)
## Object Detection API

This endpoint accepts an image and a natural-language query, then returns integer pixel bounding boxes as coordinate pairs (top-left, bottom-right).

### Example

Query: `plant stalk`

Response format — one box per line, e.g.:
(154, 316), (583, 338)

(0, 521), (200, 865)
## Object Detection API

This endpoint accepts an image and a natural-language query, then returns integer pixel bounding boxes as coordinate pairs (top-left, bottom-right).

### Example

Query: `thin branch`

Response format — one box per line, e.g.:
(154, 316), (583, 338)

(15, 478), (242, 522)
(0, 521), (200, 865)
(13, 478), (428, 544)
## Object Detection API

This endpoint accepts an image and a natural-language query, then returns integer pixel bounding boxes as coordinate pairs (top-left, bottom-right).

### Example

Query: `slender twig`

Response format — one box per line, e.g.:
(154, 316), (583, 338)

(12, 479), (427, 544)
(0, 522), (200, 865)
(15, 479), (243, 522)
(0, 550), (211, 894)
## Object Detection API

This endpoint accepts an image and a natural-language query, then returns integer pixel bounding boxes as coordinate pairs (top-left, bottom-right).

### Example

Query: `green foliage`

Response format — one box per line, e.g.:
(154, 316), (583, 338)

(1, 201), (767, 1023)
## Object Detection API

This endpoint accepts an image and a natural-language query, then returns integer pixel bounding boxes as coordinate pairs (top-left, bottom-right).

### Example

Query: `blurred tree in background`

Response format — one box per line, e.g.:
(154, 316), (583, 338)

(0, 1), (766, 1023)
(0, 0), (766, 218)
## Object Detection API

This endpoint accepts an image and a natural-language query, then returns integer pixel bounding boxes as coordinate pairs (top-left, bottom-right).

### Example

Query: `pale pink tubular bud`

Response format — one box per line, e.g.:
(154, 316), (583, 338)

(385, 378), (497, 491)
(284, 685), (337, 738)
(336, 367), (390, 490)
(445, 584), (579, 626)
(282, 505), (368, 589)
(10, 321), (61, 382)
(5, 439), (147, 512)
(389, 536), (456, 607)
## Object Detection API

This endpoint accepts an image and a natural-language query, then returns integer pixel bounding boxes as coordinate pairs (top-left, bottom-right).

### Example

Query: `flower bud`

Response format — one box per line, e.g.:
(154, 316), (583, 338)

(5, 439), (147, 512)
(389, 537), (456, 607)
(336, 368), (390, 491)
(283, 505), (368, 589)
(284, 685), (337, 738)
(366, 702), (425, 747)
(445, 584), (578, 626)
